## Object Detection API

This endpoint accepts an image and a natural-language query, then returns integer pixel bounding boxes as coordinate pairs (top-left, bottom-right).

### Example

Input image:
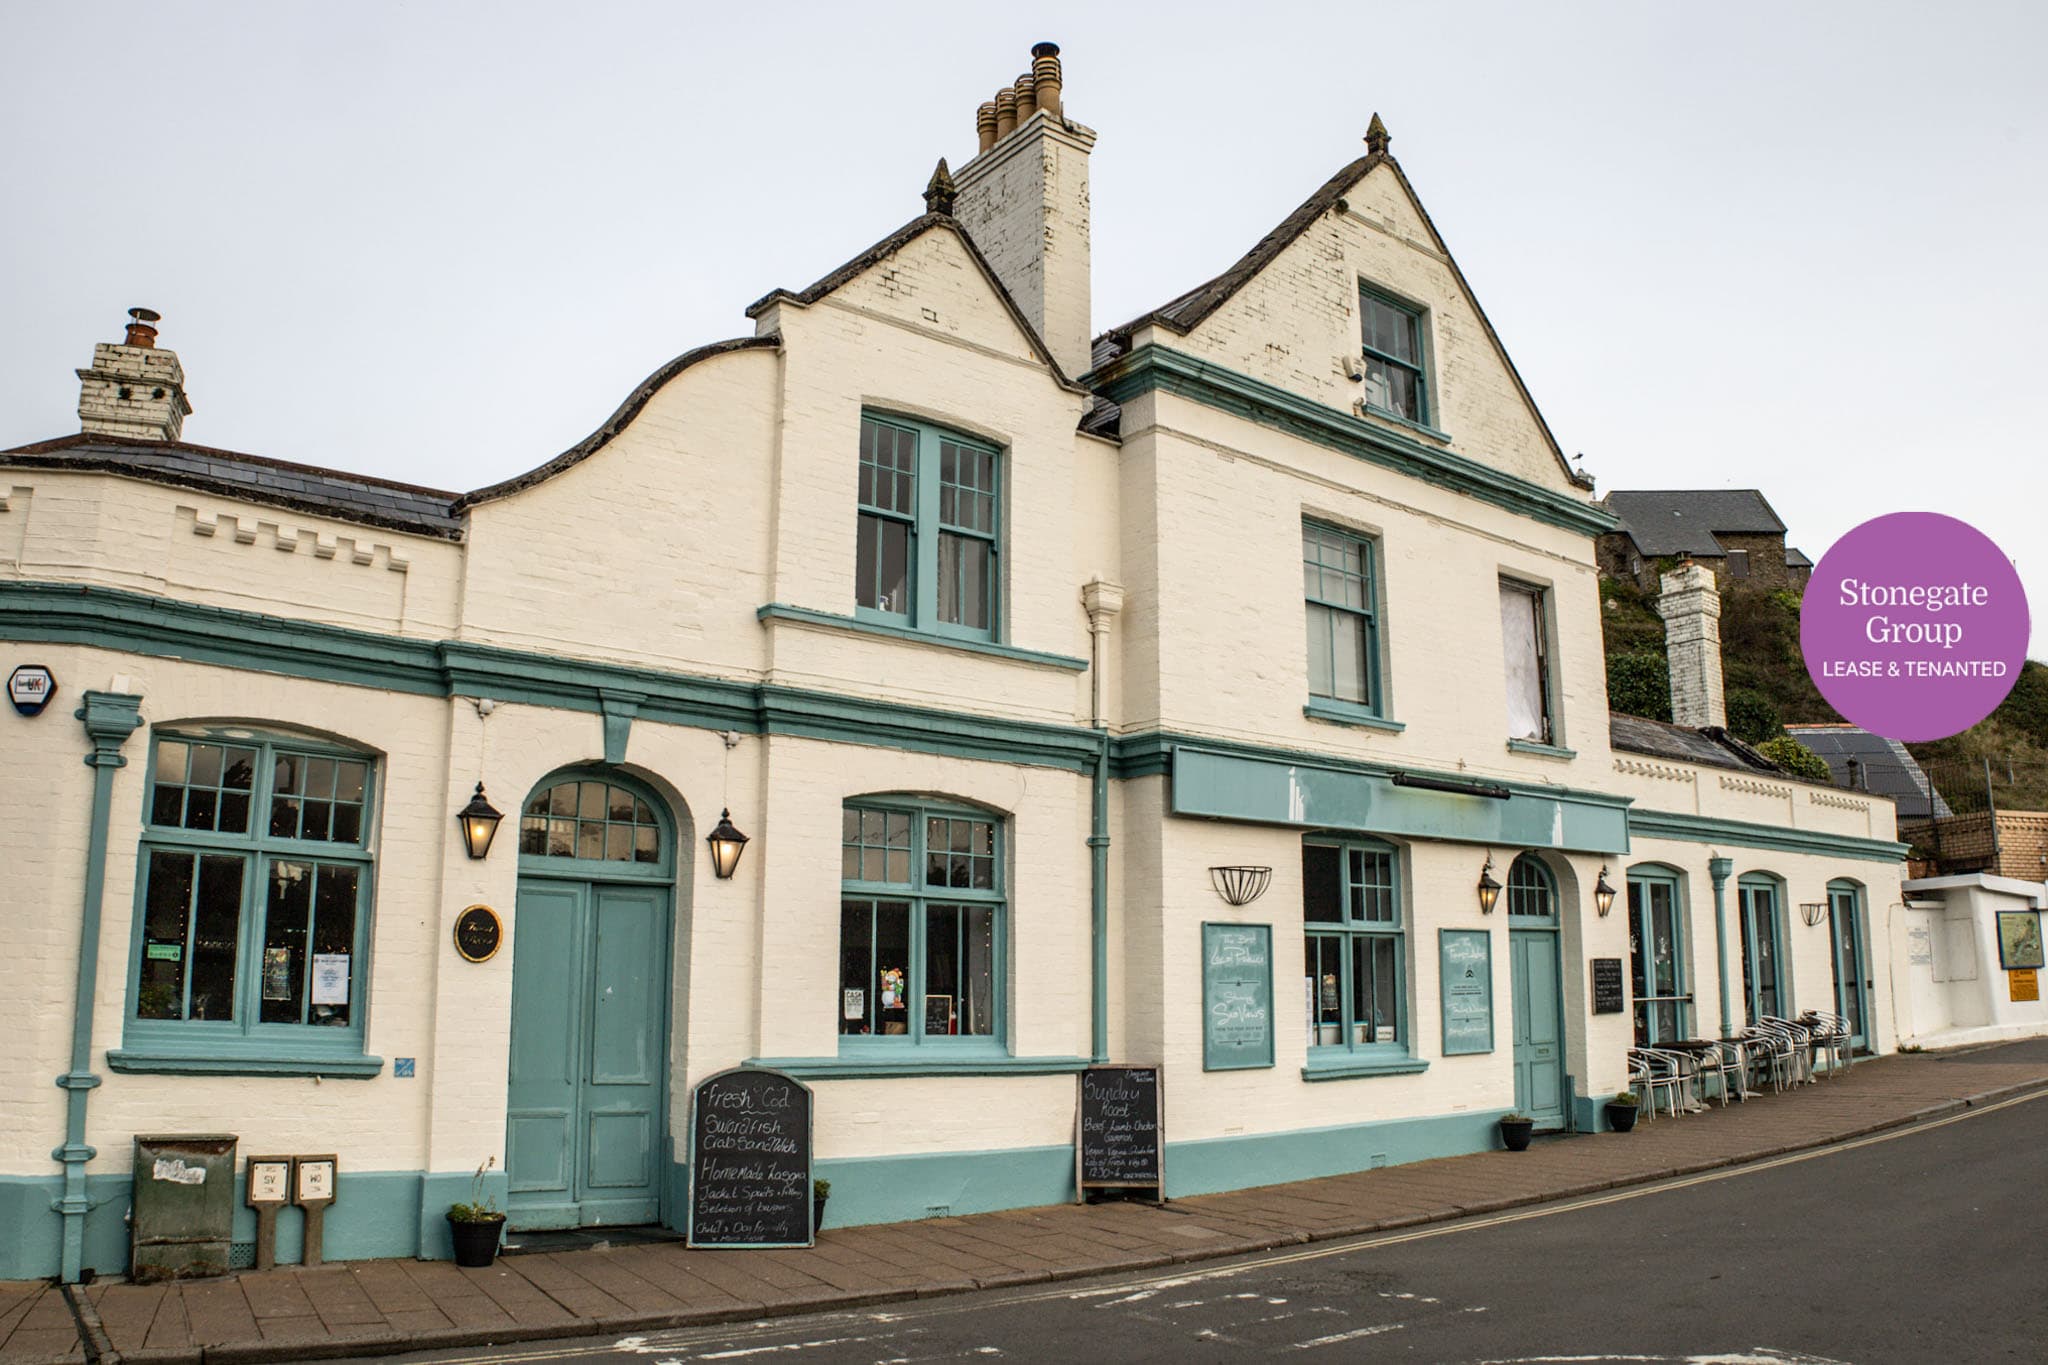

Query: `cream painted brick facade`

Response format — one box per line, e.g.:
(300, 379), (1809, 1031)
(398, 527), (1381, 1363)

(0, 73), (1905, 1279)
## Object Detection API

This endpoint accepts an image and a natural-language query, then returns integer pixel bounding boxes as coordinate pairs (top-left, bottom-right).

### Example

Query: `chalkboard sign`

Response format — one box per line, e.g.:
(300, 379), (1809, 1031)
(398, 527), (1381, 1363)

(1439, 929), (1493, 1055)
(1592, 958), (1626, 1015)
(452, 905), (502, 963)
(1076, 1066), (1163, 1198)
(688, 1067), (813, 1248)
(1202, 924), (1274, 1071)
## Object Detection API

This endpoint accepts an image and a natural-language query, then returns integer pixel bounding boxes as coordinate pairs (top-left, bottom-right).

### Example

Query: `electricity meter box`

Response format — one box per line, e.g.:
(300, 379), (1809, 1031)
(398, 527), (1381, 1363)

(130, 1135), (238, 1282)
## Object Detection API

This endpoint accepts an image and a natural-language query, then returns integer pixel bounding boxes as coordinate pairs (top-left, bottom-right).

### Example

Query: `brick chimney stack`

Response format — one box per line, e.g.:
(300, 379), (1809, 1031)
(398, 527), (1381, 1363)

(78, 307), (192, 442)
(1657, 561), (1727, 729)
(953, 42), (1095, 379)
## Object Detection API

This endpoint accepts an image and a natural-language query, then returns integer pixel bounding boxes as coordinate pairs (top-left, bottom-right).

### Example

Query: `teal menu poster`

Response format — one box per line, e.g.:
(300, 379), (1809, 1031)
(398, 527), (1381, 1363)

(1440, 929), (1493, 1056)
(1201, 923), (1274, 1071)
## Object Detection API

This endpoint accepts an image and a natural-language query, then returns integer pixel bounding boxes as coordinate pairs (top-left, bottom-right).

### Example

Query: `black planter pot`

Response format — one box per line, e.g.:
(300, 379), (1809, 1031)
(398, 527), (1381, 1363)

(1499, 1118), (1534, 1152)
(448, 1213), (506, 1268)
(813, 1194), (828, 1234)
(1605, 1102), (1640, 1133)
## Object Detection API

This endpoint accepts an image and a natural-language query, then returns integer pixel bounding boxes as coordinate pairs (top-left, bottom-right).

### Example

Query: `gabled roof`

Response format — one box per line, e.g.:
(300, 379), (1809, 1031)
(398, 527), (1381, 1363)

(1090, 149), (1587, 490)
(1785, 546), (1813, 569)
(744, 211), (1087, 394)
(1785, 724), (1949, 818)
(1603, 489), (1788, 558)
(1609, 712), (1780, 774)
(0, 432), (464, 539)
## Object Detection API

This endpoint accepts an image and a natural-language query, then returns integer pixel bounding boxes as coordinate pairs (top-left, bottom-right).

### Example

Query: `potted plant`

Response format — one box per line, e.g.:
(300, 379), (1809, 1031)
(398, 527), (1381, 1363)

(1498, 1112), (1534, 1152)
(813, 1178), (831, 1232)
(1605, 1090), (1640, 1133)
(447, 1157), (507, 1268)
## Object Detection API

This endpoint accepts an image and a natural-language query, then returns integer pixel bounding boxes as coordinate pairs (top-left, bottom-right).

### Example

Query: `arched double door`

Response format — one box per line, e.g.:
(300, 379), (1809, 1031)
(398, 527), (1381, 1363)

(505, 770), (677, 1230)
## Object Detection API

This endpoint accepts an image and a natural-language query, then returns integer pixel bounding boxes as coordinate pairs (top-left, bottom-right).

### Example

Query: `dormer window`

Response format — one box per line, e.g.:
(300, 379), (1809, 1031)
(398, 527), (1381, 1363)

(1359, 284), (1429, 425)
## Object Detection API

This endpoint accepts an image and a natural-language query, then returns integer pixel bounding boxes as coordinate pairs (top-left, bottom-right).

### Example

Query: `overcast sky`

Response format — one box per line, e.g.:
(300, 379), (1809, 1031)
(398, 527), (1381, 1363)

(4, 1), (2043, 653)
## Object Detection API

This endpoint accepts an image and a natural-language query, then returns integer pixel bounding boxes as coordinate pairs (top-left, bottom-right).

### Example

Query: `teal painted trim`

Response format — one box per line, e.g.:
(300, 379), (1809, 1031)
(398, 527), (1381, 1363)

(1301, 1052), (1431, 1081)
(1507, 739), (1577, 760)
(758, 604), (1088, 672)
(1165, 1108), (1510, 1198)
(1304, 698), (1406, 732)
(56, 690), (143, 1285)
(0, 1173), (132, 1280)
(1629, 808), (1910, 863)
(106, 1048), (384, 1078)
(1175, 743), (1630, 855)
(1090, 732), (1110, 1062)
(1363, 405), (1453, 445)
(599, 688), (643, 765)
(1087, 344), (1615, 538)
(0, 583), (1100, 774)
(1709, 856), (1735, 1038)
(810, 1144), (1075, 1226)
(747, 1054), (1090, 1079)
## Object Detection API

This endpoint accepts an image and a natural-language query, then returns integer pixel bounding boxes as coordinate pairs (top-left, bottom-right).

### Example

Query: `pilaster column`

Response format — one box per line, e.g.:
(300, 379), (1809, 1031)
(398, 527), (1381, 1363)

(1709, 856), (1735, 1038)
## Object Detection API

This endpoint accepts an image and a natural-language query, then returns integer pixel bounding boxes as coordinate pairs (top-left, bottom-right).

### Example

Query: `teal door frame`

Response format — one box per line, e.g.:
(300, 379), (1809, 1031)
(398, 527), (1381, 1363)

(507, 770), (679, 1232)
(1827, 880), (1872, 1054)
(1509, 927), (1567, 1130)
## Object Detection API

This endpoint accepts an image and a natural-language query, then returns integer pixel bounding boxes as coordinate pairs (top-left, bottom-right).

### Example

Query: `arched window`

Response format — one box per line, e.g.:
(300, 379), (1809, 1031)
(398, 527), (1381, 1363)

(1506, 853), (1555, 919)
(518, 777), (665, 865)
(118, 727), (379, 1073)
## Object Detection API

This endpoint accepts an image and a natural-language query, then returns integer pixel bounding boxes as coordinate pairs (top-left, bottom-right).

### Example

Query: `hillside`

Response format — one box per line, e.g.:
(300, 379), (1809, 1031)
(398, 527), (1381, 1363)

(1600, 577), (2048, 811)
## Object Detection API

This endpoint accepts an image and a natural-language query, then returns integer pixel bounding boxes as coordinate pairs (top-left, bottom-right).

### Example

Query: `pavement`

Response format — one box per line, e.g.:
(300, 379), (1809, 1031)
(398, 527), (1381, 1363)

(6, 1039), (2047, 1365)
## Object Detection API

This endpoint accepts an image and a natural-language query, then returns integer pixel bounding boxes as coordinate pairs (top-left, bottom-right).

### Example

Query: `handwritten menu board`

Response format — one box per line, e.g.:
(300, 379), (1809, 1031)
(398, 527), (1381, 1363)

(1076, 1066), (1163, 1197)
(1439, 929), (1493, 1055)
(1591, 958), (1626, 1015)
(688, 1068), (813, 1248)
(1202, 923), (1274, 1071)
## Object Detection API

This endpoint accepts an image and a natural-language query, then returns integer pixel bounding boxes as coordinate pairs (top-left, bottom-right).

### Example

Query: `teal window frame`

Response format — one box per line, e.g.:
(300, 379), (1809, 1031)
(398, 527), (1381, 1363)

(1358, 281), (1431, 427)
(837, 797), (1008, 1060)
(1302, 836), (1410, 1064)
(1302, 521), (1384, 715)
(1504, 852), (1557, 923)
(1627, 865), (1692, 1044)
(855, 412), (1003, 645)
(1737, 873), (1790, 1024)
(1500, 577), (1559, 747)
(116, 728), (379, 1073)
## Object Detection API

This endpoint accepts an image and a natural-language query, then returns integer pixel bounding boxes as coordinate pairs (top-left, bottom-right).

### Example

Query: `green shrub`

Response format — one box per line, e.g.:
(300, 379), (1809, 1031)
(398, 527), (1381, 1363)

(1606, 651), (1672, 722)
(1757, 735), (1832, 784)
(1725, 688), (1779, 744)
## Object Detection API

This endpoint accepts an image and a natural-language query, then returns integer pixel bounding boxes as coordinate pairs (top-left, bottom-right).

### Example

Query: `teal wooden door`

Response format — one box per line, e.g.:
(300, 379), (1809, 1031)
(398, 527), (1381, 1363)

(506, 878), (670, 1229)
(1829, 885), (1871, 1054)
(1510, 929), (1566, 1130)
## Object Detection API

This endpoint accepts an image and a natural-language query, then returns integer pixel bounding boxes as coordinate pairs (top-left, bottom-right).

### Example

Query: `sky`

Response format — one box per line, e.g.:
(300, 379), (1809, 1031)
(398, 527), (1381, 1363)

(4, 1), (2044, 654)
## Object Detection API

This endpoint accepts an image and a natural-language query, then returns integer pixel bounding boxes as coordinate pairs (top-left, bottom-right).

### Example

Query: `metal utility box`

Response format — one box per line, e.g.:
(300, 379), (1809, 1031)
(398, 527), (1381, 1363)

(131, 1134), (237, 1282)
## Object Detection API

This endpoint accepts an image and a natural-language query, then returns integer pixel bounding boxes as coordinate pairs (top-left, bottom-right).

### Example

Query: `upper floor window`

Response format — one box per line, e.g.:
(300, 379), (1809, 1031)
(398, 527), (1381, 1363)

(1303, 839), (1406, 1053)
(1500, 579), (1555, 745)
(856, 413), (1002, 641)
(839, 799), (1005, 1047)
(1303, 522), (1381, 712)
(1359, 284), (1429, 424)
(128, 731), (377, 1058)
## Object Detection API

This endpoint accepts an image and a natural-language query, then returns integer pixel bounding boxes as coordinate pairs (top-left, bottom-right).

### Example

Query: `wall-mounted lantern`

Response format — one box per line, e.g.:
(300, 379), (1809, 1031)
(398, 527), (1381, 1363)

(1800, 901), (1828, 927)
(706, 808), (750, 879)
(1209, 866), (1273, 907)
(1594, 867), (1617, 917)
(1477, 855), (1501, 914)
(457, 782), (504, 860)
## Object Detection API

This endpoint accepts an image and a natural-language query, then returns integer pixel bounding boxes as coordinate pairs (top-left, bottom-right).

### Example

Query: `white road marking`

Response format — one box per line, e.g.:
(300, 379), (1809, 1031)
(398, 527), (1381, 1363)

(1290, 1322), (1406, 1350)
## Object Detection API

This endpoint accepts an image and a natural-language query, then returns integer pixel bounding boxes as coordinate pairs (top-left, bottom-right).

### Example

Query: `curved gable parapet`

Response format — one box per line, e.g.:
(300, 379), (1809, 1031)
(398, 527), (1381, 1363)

(452, 335), (782, 511)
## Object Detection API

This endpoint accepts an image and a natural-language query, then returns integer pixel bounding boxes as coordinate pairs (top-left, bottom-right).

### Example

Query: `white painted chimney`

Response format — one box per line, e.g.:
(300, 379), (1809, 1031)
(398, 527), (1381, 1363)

(1657, 561), (1726, 729)
(77, 308), (192, 442)
(952, 42), (1095, 379)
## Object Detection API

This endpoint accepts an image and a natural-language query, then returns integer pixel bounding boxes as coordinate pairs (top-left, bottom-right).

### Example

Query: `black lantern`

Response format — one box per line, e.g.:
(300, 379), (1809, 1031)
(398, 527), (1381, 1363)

(1594, 867), (1617, 917)
(1477, 855), (1501, 914)
(457, 782), (504, 860)
(706, 808), (750, 879)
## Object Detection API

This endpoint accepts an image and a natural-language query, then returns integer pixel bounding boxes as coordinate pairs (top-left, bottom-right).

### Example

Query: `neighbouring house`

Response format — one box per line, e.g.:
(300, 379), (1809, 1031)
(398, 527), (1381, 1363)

(1597, 488), (1812, 593)
(0, 42), (1908, 1284)
(1786, 723), (1952, 822)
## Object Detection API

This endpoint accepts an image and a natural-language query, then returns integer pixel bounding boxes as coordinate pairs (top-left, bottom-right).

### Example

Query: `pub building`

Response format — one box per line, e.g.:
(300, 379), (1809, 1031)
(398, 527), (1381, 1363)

(0, 43), (1909, 1281)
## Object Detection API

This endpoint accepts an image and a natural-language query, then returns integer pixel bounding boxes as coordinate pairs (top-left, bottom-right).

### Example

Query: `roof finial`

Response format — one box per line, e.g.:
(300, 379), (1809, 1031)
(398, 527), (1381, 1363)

(1365, 112), (1390, 155)
(923, 158), (957, 215)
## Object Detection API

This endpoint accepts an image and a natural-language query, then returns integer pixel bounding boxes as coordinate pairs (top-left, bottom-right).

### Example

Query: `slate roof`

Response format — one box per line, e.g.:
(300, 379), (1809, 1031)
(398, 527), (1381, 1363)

(1785, 546), (1813, 568)
(1602, 489), (1788, 558)
(1785, 724), (1949, 818)
(0, 433), (464, 539)
(1609, 712), (1781, 774)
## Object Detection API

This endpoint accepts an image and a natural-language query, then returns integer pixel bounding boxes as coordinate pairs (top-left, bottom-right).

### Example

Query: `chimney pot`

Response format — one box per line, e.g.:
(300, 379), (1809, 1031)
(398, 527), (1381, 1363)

(976, 101), (997, 153)
(995, 87), (1017, 138)
(1032, 43), (1062, 118)
(124, 306), (161, 349)
(1015, 72), (1037, 121)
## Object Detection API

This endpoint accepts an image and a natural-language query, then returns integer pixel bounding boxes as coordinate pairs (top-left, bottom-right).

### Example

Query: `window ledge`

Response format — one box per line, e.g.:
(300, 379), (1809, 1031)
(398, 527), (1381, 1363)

(1360, 405), (1453, 445)
(1304, 699), (1405, 733)
(748, 1053), (1090, 1080)
(756, 604), (1088, 672)
(1507, 738), (1577, 760)
(107, 1047), (384, 1078)
(1301, 1052), (1430, 1081)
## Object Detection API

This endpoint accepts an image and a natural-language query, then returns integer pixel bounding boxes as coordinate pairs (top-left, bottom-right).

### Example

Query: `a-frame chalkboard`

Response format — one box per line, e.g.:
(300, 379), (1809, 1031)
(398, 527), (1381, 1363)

(687, 1067), (814, 1248)
(1075, 1065), (1164, 1203)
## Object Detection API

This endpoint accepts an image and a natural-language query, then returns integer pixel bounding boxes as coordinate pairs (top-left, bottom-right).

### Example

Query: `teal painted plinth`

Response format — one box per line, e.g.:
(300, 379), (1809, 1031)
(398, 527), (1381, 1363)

(417, 1168), (511, 1261)
(1164, 1108), (1513, 1198)
(0, 1174), (131, 1280)
(812, 1146), (1075, 1226)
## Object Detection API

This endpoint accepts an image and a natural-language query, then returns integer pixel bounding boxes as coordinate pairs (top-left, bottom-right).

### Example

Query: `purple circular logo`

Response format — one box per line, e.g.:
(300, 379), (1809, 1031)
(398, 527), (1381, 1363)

(1802, 512), (2029, 742)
